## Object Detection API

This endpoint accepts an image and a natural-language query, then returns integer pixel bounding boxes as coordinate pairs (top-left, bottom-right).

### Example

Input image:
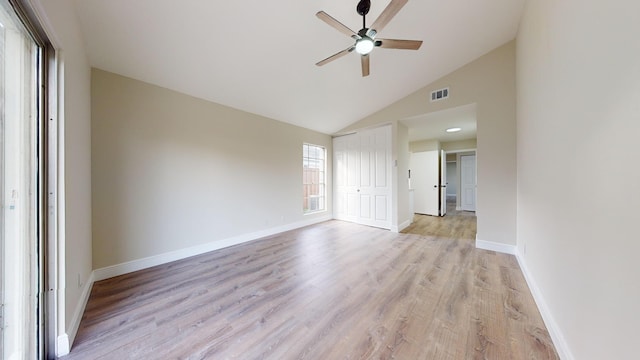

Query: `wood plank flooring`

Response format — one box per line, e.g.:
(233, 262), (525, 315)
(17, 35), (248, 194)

(62, 209), (557, 359)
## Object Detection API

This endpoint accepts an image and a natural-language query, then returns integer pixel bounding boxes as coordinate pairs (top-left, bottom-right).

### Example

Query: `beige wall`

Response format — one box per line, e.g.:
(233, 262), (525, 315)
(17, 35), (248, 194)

(342, 41), (517, 245)
(32, 0), (93, 348)
(516, 0), (640, 359)
(409, 139), (440, 153)
(441, 138), (477, 152)
(91, 69), (332, 269)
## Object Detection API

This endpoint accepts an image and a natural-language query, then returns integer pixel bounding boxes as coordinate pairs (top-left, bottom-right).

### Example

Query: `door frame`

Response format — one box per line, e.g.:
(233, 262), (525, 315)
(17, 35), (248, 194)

(442, 148), (477, 211)
(459, 152), (477, 212)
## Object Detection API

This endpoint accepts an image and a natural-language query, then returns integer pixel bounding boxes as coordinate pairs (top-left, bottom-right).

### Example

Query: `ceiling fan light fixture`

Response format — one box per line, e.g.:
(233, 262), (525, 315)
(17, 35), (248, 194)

(316, 0), (421, 76)
(446, 127), (462, 133)
(355, 37), (374, 54)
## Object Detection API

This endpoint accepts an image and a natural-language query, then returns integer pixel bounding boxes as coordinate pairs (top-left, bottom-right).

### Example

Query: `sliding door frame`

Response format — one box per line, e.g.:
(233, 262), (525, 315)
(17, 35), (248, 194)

(6, 1), (56, 358)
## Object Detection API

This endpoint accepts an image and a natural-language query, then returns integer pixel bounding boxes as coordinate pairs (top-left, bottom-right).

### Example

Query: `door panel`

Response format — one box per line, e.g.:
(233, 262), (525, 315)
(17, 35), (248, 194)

(411, 151), (439, 216)
(333, 126), (391, 229)
(440, 150), (447, 216)
(360, 195), (372, 219)
(369, 126), (391, 228)
(375, 196), (388, 221)
(375, 132), (388, 187)
(347, 193), (358, 218)
(347, 136), (359, 187)
(461, 154), (476, 211)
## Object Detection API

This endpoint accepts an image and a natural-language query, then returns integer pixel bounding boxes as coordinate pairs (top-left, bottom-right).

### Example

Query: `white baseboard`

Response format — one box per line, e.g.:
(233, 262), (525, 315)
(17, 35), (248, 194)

(475, 236), (517, 255)
(56, 334), (70, 357)
(93, 215), (332, 282)
(8, 351), (24, 360)
(475, 238), (573, 358)
(61, 216), (330, 355)
(57, 270), (95, 357)
(391, 219), (412, 233)
(516, 252), (574, 360)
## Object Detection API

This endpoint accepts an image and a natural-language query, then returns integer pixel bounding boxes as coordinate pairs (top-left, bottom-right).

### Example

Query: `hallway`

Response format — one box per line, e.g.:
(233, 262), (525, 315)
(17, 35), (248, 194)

(402, 198), (476, 240)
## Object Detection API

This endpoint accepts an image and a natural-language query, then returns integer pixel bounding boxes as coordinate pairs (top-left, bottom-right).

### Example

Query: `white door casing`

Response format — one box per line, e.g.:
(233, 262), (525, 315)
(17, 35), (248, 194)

(461, 154), (477, 211)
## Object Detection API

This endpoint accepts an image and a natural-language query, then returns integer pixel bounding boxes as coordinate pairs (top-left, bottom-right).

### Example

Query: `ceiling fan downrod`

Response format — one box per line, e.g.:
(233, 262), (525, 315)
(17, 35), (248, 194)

(357, 0), (371, 30)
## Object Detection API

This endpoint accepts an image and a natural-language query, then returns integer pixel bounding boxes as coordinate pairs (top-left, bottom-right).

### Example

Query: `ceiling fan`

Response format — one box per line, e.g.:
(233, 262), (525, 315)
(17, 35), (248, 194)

(316, 0), (422, 77)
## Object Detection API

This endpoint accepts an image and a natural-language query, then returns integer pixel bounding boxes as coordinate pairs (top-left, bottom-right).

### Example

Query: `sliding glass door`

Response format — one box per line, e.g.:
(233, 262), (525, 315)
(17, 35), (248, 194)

(0, 0), (47, 358)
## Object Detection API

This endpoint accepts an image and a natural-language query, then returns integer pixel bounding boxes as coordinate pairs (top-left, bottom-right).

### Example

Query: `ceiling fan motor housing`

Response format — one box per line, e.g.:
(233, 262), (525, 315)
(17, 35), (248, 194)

(357, 0), (371, 16)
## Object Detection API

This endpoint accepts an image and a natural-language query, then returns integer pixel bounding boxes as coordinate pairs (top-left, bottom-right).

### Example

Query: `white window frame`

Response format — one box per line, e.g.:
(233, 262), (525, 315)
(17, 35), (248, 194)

(302, 143), (326, 214)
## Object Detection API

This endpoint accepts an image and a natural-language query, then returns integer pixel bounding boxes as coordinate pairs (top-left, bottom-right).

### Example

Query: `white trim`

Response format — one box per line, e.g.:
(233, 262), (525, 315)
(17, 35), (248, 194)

(93, 215), (331, 281)
(391, 219), (412, 233)
(8, 351), (24, 360)
(59, 216), (330, 354)
(445, 148), (477, 155)
(26, 0), (62, 48)
(515, 252), (574, 360)
(56, 270), (94, 357)
(331, 121), (393, 138)
(55, 334), (69, 357)
(475, 236), (516, 255)
(475, 237), (574, 358)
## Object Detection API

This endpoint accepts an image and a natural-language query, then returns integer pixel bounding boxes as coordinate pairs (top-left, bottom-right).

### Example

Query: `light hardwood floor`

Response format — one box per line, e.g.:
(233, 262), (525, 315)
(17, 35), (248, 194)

(62, 207), (557, 359)
(401, 199), (477, 240)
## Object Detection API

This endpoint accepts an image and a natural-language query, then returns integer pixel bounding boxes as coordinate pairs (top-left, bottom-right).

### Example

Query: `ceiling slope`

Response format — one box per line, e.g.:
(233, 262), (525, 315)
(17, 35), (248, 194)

(73, 0), (524, 134)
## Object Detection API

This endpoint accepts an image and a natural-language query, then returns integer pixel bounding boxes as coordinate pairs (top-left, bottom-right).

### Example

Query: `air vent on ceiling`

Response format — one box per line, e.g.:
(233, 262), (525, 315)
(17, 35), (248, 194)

(430, 87), (449, 102)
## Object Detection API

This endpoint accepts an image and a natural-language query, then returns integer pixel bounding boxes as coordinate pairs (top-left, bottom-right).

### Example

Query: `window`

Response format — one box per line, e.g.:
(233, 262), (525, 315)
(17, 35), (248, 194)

(303, 143), (326, 213)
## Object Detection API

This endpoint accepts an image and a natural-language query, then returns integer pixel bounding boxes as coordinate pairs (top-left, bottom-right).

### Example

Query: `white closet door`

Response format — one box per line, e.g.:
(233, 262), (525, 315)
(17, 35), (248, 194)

(333, 126), (391, 229)
(358, 126), (391, 228)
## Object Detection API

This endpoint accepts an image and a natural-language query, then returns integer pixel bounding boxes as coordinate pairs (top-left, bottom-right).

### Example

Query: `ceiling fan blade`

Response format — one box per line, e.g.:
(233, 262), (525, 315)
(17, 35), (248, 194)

(376, 38), (422, 50)
(316, 47), (355, 67)
(370, 0), (408, 33)
(361, 55), (370, 77)
(316, 11), (358, 38)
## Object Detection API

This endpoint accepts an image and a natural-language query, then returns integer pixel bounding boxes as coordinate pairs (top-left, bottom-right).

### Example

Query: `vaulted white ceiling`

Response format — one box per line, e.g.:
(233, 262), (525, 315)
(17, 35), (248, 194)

(72, 0), (524, 134)
(401, 103), (477, 142)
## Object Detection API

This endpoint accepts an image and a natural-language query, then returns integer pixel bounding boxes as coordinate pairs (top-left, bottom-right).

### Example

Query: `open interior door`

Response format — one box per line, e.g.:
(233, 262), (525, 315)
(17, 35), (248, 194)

(439, 150), (447, 216)
(410, 151), (439, 216)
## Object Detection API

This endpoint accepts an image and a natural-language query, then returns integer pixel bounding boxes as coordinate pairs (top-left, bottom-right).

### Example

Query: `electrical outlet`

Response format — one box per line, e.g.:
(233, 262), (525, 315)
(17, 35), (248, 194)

(77, 273), (83, 288)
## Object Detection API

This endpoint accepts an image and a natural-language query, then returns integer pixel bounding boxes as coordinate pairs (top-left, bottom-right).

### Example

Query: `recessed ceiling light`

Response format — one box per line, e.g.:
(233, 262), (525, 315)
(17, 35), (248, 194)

(446, 127), (462, 133)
